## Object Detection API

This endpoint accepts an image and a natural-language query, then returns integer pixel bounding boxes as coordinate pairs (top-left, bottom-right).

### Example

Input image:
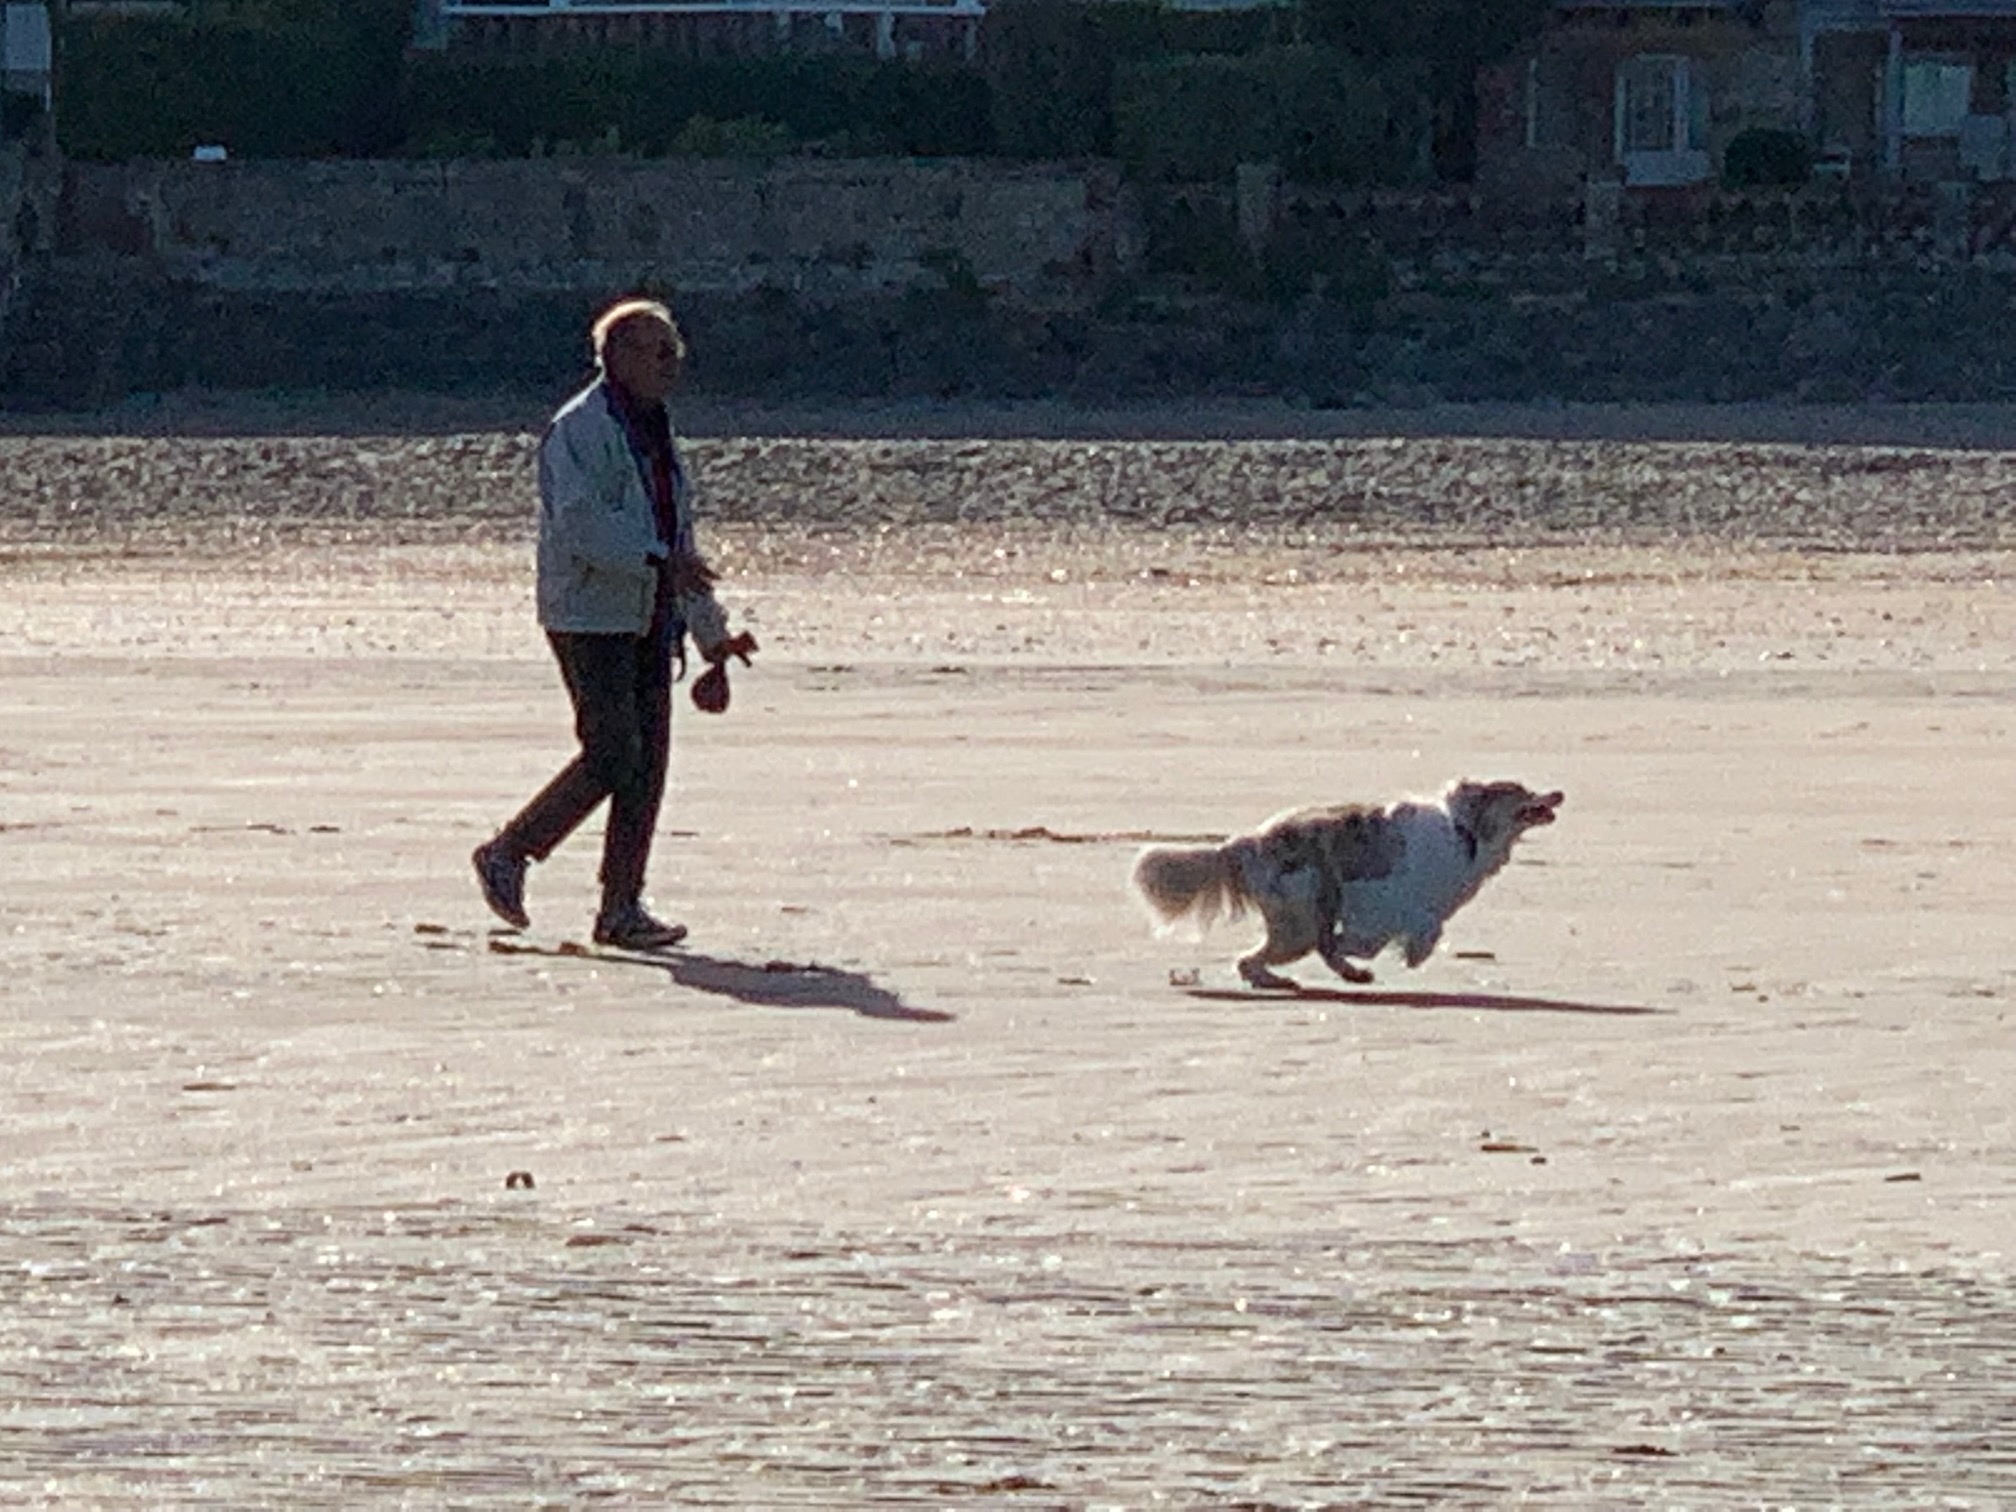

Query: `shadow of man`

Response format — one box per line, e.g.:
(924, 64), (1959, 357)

(484, 937), (951, 1023)
(659, 952), (953, 1023)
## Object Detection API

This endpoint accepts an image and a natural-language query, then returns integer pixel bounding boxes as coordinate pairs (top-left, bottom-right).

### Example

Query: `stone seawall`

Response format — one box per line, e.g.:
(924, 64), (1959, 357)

(12, 157), (2016, 410)
(0, 143), (19, 336)
(0, 140), (55, 329)
(55, 158), (1132, 305)
(7, 156), (1142, 407)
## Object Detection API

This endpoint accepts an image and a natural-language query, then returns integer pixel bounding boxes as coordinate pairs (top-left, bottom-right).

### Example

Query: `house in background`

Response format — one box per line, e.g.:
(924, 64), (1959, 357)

(1477, 0), (2016, 194)
(1807, 1), (2016, 182)
(1476, 1), (1805, 197)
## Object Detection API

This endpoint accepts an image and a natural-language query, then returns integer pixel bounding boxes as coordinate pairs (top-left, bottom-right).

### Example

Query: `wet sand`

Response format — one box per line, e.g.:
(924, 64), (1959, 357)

(1, 404), (2012, 1505)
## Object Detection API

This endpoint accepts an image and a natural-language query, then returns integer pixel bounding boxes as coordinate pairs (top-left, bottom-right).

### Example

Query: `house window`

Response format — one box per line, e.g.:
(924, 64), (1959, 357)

(1902, 58), (1972, 137)
(1614, 55), (1710, 185)
(1617, 55), (1704, 155)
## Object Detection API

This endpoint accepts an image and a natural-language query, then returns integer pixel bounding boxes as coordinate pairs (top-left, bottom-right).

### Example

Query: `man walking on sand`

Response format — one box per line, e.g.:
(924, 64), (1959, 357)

(472, 298), (753, 950)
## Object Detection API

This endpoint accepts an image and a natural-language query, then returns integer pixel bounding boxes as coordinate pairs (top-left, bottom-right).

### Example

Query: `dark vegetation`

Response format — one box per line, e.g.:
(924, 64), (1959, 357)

(56, 0), (1544, 185)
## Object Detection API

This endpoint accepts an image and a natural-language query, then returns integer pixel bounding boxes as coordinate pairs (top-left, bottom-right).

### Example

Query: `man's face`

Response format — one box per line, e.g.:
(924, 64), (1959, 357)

(604, 316), (683, 403)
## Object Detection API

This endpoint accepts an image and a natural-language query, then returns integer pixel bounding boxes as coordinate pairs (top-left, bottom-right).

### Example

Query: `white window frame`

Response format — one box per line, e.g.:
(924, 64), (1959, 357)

(1614, 53), (1711, 187)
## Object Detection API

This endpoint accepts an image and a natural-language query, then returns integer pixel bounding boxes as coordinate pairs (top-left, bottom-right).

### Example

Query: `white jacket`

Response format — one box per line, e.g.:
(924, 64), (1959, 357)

(534, 379), (727, 649)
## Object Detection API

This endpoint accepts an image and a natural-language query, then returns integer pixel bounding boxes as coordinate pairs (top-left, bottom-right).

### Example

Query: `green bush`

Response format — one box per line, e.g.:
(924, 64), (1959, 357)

(980, 0), (1113, 157)
(57, 1), (409, 159)
(402, 52), (993, 160)
(59, 14), (989, 161)
(1115, 47), (1428, 185)
(1722, 126), (1813, 188)
(981, 0), (1292, 160)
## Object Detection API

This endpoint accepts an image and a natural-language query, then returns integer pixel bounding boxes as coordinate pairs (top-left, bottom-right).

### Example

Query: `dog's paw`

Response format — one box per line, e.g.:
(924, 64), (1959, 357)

(1238, 961), (1300, 992)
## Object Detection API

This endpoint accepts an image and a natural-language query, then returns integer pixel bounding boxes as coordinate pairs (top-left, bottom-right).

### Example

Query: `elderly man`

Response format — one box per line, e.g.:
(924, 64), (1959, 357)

(472, 298), (751, 950)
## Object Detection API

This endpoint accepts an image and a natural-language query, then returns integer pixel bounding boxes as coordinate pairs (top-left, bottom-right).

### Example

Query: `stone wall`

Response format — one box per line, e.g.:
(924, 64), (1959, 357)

(0, 128), (58, 390)
(14, 154), (2016, 409)
(0, 137), (52, 319)
(56, 157), (1133, 307)
(0, 141), (20, 332)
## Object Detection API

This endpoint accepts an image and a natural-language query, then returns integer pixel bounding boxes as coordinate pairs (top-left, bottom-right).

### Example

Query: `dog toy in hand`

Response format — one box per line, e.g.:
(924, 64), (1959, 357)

(690, 631), (758, 714)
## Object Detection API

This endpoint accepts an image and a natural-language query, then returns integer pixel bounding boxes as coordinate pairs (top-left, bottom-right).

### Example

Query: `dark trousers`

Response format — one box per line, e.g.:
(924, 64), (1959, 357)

(498, 630), (673, 908)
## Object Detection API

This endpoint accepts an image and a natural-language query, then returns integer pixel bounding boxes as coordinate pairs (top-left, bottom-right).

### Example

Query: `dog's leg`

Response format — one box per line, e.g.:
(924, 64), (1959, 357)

(1400, 927), (1443, 969)
(1317, 931), (1375, 985)
(1309, 871), (1374, 985)
(1237, 884), (1321, 991)
(1238, 955), (1302, 991)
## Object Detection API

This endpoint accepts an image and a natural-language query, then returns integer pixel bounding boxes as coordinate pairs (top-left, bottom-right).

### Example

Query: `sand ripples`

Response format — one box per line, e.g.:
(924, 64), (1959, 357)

(5, 1203), (2010, 1505)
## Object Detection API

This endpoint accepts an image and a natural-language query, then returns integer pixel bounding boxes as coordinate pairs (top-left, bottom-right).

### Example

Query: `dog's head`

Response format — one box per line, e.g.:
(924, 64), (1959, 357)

(1446, 779), (1563, 862)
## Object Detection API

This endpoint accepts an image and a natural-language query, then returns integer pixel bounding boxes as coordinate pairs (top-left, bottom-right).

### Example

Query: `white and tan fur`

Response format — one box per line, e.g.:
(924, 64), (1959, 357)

(1133, 780), (1563, 990)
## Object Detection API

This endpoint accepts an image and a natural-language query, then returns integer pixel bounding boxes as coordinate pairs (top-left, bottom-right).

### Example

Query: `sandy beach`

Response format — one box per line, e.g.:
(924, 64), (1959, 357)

(2, 401), (2013, 1506)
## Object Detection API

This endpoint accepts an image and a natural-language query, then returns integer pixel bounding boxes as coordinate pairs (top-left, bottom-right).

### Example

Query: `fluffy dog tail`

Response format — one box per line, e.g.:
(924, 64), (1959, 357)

(1132, 840), (1248, 930)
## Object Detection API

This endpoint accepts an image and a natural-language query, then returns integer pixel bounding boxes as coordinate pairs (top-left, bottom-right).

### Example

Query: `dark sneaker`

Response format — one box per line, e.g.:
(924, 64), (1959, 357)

(592, 903), (688, 951)
(472, 841), (529, 929)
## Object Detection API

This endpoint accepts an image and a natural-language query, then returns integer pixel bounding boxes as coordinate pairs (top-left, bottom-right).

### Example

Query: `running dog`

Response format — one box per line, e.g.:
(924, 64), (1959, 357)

(1133, 780), (1563, 989)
